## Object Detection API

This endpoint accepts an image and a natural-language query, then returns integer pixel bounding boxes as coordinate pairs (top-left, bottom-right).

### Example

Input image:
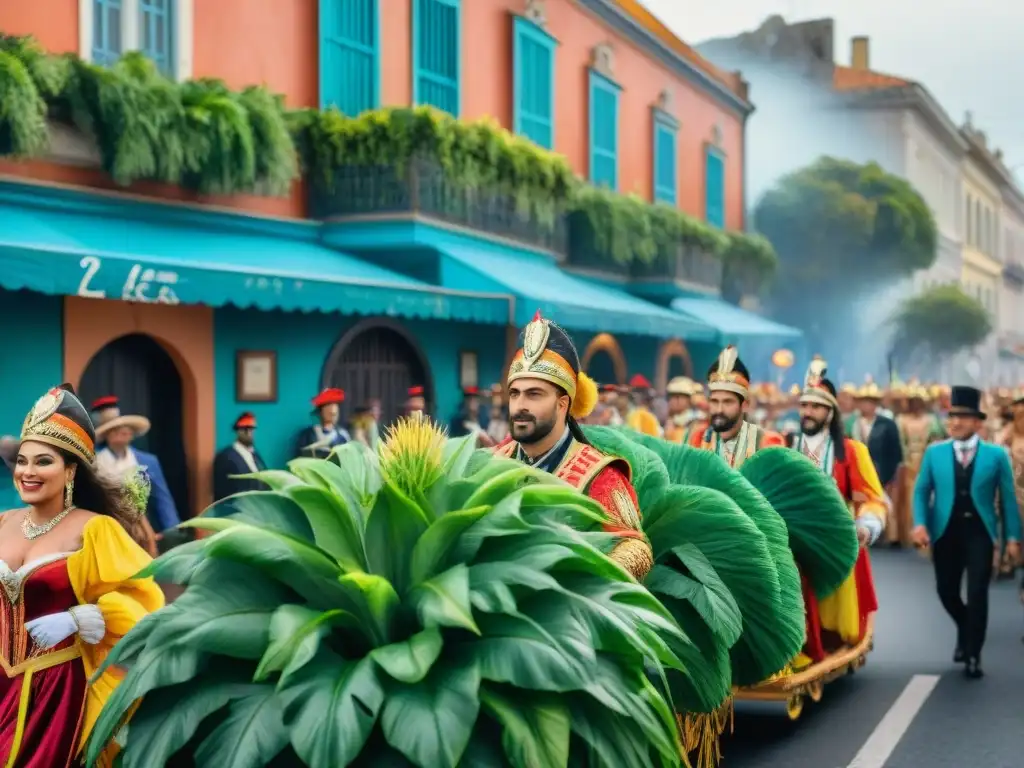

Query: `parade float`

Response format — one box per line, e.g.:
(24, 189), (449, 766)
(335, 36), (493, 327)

(587, 427), (867, 725)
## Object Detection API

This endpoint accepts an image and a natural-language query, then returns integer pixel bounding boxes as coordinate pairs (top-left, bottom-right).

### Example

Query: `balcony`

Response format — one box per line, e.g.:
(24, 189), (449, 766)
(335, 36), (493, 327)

(631, 244), (724, 291)
(308, 158), (568, 256)
(565, 211), (630, 277)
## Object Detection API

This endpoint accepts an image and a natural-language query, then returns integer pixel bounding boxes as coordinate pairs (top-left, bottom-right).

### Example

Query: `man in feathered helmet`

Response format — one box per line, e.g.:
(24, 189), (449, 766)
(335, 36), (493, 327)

(689, 345), (784, 468)
(494, 312), (653, 581)
(794, 356), (888, 663)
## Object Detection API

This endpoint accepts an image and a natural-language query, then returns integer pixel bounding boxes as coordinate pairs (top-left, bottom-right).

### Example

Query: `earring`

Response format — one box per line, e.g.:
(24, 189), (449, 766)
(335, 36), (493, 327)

(64, 476), (74, 512)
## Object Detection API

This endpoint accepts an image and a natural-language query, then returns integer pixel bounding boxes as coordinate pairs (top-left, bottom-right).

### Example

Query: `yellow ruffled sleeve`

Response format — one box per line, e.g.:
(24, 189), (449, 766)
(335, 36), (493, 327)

(67, 515), (164, 758)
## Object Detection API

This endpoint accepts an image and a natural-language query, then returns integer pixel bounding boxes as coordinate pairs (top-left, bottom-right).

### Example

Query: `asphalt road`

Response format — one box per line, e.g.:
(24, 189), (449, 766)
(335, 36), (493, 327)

(719, 548), (1024, 768)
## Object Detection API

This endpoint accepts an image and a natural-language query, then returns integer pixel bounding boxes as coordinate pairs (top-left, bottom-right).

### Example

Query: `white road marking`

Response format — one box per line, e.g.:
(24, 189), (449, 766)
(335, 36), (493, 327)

(846, 674), (941, 768)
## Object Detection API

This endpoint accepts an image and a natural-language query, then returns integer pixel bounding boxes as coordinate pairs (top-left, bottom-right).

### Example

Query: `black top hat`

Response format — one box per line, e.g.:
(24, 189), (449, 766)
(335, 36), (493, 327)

(949, 386), (985, 419)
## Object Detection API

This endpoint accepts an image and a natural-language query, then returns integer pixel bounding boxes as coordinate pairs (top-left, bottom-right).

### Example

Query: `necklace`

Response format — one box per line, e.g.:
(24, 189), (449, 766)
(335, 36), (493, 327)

(21, 506), (73, 540)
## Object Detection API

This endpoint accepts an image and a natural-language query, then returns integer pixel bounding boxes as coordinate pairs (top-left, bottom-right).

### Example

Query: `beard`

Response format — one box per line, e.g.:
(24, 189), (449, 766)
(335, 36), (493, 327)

(509, 410), (557, 445)
(801, 416), (826, 436)
(710, 413), (740, 433)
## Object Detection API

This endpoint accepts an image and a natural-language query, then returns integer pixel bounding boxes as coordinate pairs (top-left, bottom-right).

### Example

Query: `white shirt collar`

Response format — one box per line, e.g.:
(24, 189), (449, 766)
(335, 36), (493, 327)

(954, 434), (979, 452)
(802, 430), (827, 453)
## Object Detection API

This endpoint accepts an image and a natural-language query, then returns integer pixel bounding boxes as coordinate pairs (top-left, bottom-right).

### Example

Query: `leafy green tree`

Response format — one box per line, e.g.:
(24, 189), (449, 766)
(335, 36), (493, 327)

(890, 283), (992, 362)
(753, 157), (938, 347)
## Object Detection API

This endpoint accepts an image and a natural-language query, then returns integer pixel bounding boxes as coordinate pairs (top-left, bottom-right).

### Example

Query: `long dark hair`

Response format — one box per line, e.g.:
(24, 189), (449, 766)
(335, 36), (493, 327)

(61, 450), (150, 546)
(828, 409), (847, 463)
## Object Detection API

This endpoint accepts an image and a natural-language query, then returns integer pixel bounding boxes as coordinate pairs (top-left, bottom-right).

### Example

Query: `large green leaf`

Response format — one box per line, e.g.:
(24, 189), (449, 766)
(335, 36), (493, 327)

(202, 491), (314, 540)
(480, 685), (571, 768)
(409, 505), (490, 585)
(227, 469), (305, 492)
(412, 563), (480, 635)
(337, 571), (400, 646)
(462, 465), (551, 510)
(364, 481), (431, 594)
(645, 553), (742, 647)
(118, 665), (257, 767)
(370, 627), (444, 684)
(283, 484), (367, 573)
(254, 604), (356, 684)
(283, 652), (385, 768)
(134, 537), (206, 584)
(440, 434), (479, 480)
(469, 614), (591, 692)
(380, 658), (482, 768)
(192, 685), (289, 768)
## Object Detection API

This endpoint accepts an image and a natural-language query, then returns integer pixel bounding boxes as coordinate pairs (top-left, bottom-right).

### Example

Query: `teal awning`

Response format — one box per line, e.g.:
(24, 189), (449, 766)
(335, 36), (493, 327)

(671, 296), (802, 345)
(440, 246), (716, 340)
(0, 199), (511, 324)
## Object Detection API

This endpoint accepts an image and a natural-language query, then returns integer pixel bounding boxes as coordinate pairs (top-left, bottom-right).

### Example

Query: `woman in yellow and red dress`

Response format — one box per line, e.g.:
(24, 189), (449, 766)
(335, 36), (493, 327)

(0, 384), (163, 767)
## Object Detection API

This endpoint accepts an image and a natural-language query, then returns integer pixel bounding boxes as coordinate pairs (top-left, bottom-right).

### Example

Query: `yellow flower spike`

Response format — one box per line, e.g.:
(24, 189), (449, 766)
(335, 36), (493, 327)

(378, 413), (448, 497)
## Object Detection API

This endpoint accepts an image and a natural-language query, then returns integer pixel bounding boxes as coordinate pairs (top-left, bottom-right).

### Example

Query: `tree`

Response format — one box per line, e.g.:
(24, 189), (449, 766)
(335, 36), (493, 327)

(753, 156), (939, 355)
(890, 283), (992, 363)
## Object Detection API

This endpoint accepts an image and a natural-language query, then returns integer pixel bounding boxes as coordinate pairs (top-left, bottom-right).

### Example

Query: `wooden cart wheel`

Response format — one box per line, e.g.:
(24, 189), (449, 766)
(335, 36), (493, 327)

(786, 695), (804, 721)
(808, 679), (824, 703)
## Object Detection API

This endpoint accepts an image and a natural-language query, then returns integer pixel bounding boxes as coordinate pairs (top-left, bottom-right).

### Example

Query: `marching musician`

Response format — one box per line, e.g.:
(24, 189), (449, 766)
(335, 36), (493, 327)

(494, 312), (653, 581)
(295, 388), (349, 459)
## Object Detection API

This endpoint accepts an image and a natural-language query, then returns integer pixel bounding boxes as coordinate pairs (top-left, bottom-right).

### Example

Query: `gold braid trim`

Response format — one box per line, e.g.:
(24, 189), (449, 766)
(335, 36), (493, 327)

(679, 697), (734, 768)
(608, 538), (654, 581)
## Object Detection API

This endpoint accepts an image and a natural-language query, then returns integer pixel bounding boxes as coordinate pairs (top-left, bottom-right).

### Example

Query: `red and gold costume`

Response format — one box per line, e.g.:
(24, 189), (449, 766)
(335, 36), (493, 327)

(688, 346), (785, 469)
(0, 386), (163, 767)
(794, 359), (887, 663)
(498, 313), (653, 581)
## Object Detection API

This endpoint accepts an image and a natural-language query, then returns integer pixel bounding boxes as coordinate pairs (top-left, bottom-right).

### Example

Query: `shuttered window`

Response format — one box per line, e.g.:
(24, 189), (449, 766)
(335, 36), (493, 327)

(91, 0), (124, 66)
(513, 17), (556, 149)
(653, 111), (678, 205)
(413, 0), (460, 116)
(705, 148), (725, 228)
(140, 0), (174, 76)
(589, 70), (620, 189)
(320, 0), (379, 115)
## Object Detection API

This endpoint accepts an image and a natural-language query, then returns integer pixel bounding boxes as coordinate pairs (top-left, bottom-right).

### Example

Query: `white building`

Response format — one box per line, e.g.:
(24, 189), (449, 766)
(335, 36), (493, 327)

(999, 184), (1024, 383)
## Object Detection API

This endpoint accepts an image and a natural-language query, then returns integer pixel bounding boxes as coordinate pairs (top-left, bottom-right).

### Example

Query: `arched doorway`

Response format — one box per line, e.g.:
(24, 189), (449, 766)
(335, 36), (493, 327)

(79, 333), (190, 518)
(655, 339), (694, 391)
(581, 333), (628, 386)
(321, 319), (432, 427)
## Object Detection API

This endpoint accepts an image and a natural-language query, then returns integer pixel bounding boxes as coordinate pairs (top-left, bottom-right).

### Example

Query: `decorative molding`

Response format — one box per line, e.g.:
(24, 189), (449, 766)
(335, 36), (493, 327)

(524, 0), (547, 27)
(655, 88), (674, 115)
(711, 122), (724, 147)
(590, 42), (615, 79)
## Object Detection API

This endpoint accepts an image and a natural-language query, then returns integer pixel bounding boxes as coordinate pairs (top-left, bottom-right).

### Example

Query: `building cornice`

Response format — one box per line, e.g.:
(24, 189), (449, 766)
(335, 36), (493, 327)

(579, 0), (754, 117)
(839, 84), (967, 159)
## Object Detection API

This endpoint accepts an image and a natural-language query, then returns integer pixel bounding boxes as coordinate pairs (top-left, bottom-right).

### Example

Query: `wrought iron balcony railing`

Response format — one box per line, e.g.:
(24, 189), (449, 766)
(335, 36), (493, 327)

(631, 244), (724, 291)
(308, 159), (568, 255)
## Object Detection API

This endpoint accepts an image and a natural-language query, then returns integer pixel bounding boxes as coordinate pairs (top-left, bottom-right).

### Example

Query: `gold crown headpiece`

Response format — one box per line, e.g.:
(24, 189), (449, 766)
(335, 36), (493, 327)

(707, 345), (750, 398)
(20, 385), (96, 464)
(800, 356), (839, 410)
(507, 311), (598, 420)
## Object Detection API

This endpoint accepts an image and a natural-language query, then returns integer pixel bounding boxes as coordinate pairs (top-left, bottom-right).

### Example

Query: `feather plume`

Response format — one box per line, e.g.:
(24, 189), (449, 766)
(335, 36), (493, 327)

(716, 345), (738, 375)
(804, 357), (828, 388)
(570, 371), (598, 419)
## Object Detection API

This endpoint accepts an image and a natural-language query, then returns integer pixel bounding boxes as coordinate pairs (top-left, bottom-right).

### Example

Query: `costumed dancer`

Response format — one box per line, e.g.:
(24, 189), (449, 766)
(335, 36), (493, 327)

(689, 346), (785, 468)
(999, 389), (1024, 589)
(893, 384), (945, 547)
(664, 376), (706, 444)
(846, 378), (903, 544)
(495, 312), (654, 580)
(912, 386), (1020, 678)
(212, 412), (267, 501)
(295, 388), (349, 459)
(794, 358), (887, 663)
(626, 374), (663, 437)
(0, 385), (163, 766)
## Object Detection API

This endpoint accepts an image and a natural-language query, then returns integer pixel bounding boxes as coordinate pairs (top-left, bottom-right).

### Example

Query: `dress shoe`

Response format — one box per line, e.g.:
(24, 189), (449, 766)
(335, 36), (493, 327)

(953, 646), (965, 663)
(964, 658), (983, 679)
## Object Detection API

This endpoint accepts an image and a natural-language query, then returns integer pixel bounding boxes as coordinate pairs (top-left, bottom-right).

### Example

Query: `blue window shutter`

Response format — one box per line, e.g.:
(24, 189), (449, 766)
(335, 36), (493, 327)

(705, 149), (725, 228)
(319, 0), (380, 115)
(652, 112), (678, 205)
(413, 0), (460, 116)
(139, 0), (174, 76)
(513, 18), (556, 150)
(91, 0), (124, 66)
(589, 70), (620, 189)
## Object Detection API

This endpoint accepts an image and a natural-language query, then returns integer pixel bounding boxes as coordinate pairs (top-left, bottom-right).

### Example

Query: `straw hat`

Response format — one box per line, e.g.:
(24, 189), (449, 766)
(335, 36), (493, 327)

(91, 396), (151, 441)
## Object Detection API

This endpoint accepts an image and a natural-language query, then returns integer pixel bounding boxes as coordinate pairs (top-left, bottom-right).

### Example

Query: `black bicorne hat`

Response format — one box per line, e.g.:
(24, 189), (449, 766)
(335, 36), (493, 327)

(949, 386), (985, 419)
(20, 383), (97, 464)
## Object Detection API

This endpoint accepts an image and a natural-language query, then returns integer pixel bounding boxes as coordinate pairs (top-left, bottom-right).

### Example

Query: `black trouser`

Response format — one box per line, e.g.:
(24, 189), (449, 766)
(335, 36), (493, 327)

(932, 513), (994, 659)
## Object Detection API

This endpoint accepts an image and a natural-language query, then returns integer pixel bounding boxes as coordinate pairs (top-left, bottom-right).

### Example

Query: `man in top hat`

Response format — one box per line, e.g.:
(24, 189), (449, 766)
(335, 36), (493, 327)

(295, 388), (350, 459)
(845, 377), (903, 544)
(794, 358), (888, 664)
(449, 385), (492, 444)
(405, 385), (427, 418)
(213, 412), (268, 501)
(495, 312), (653, 581)
(912, 385), (1020, 678)
(689, 346), (784, 467)
(626, 374), (662, 437)
(92, 395), (180, 532)
(663, 376), (706, 444)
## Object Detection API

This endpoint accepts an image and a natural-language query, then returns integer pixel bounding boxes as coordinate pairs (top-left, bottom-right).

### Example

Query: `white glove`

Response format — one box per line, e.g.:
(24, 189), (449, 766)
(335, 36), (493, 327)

(25, 605), (105, 650)
(857, 515), (884, 547)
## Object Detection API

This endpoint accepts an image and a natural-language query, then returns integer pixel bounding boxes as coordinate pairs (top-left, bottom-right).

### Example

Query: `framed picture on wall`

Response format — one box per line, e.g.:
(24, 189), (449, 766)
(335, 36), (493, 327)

(459, 350), (479, 389)
(236, 350), (278, 402)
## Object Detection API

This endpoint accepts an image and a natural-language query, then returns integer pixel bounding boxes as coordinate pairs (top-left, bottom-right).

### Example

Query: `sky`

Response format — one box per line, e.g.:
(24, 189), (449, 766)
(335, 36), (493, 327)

(642, 0), (1024, 174)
